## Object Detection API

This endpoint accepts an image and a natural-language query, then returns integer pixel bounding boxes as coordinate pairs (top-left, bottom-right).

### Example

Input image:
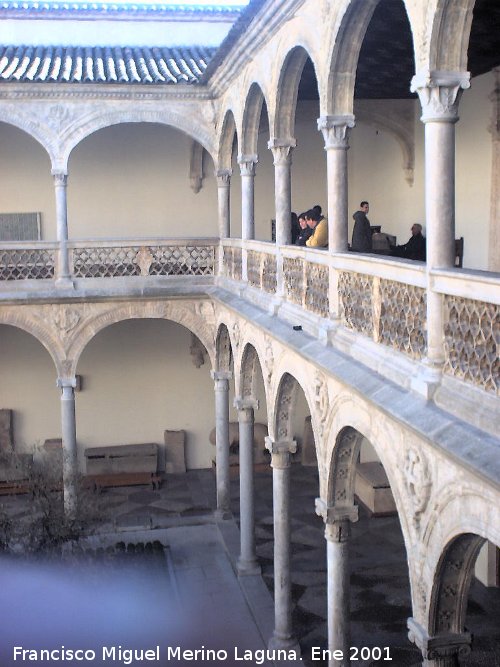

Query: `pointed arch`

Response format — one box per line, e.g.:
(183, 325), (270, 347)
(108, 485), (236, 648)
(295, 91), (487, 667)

(215, 323), (233, 373)
(429, 0), (476, 72)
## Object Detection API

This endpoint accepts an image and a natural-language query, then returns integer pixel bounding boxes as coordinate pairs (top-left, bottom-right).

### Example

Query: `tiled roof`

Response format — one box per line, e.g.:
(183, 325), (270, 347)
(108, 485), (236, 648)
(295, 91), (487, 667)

(0, 45), (217, 83)
(0, 2), (244, 18)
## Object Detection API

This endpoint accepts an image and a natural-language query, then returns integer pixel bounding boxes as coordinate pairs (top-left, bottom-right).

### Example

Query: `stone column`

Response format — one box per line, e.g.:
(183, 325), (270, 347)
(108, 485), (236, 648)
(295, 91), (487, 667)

(410, 71), (470, 396)
(216, 169), (232, 239)
(211, 370), (233, 519)
(316, 500), (358, 666)
(488, 68), (500, 271)
(57, 377), (78, 516)
(408, 618), (472, 667)
(235, 396), (261, 576)
(52, 170), (73, 288)
(265, 437), (300, 656)
(317, 115), (355, 253)
(238, 156), (257, 241)
(268, 139), (296, 246)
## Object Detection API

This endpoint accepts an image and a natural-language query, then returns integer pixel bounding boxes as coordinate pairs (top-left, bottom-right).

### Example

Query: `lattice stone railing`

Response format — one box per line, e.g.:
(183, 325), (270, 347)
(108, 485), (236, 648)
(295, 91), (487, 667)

(339, 271), (426, 358)
(72, 244), (215, 279)
(0, 248), (55, 280)
(339, 271), (373, 336)
(223, 246), (243, 281)
(283, 257), (303, 306)
(444, 295), (500, 395)
(283, 257), (328, 316)
(304, 263), (329, 317)
(247, 250), (276, 293)
(379, 279), (427, 359)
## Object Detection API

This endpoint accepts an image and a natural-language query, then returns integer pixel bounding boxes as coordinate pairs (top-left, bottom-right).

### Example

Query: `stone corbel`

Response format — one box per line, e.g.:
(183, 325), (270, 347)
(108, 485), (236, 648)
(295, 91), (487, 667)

(189, 140), (205, 193)
(354, 100), (416, 186)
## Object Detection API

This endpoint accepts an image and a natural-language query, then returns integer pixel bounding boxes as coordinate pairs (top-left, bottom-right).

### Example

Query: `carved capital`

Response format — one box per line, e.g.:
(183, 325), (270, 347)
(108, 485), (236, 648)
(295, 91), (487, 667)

(211, 369), (233, 390)
(234, 396), (259, 412)
(317, 115), (355, 149)
(411, 70), (470, 123)
(215, 168), (232, 187)
(265, 437), (296, 469)
(267, 137), (296, 166)
(407, 619), (471, 662)
(52, 170), (68, 186)
(315, 498), (359, 529)
(238, 154), (258, 176)
(57, 377), (77, 390)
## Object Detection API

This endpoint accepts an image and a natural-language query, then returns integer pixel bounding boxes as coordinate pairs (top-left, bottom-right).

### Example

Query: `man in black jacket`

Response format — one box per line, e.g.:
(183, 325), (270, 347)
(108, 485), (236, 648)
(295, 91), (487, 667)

(391, 224), (426, 261)
(351, 201), (372, 252)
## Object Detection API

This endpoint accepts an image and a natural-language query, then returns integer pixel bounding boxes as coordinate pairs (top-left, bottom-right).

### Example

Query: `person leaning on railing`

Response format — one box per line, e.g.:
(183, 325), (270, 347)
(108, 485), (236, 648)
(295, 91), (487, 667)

(304, 209), (328, 248)
(295, 212), (313, 246)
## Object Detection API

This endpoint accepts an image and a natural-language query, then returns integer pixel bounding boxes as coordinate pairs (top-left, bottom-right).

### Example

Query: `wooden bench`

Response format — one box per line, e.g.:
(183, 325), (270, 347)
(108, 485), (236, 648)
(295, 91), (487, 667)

(84, 443), (161, 490)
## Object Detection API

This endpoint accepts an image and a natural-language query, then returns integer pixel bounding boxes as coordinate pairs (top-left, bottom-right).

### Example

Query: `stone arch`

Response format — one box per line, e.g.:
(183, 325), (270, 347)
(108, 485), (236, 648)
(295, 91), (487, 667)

(428, 533), (485, 636)
(0, 309), (65, 376)
(64, 300), (216, 377)
(215, 322), (233, 373)
(240, 82), (268, 157)
(58, 109), (217, 172)
(239, 342), (265, 400)
(271, 370), (320, 468)
(326, 0), (381, 115)
(428, 0), (476, 72)
(0, 113), (56, 165)
(273, 45), (316, 140)
(326, 425), (365, 508)
(216, 109), (238, 171)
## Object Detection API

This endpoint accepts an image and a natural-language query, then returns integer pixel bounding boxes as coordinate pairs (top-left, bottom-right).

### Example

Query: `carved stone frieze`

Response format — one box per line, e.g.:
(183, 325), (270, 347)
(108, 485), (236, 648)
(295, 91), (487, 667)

(264, 337), (274, 386)
(283, 257), (303, 305)
(338, 271), (373, 337)
(305, 263), (329, 317)
(379, 280), (427, 359)
(232, 321), (241, 350)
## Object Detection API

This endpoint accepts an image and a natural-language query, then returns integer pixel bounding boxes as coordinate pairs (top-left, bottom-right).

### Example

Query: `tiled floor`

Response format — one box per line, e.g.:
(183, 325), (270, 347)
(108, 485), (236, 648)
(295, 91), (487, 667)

(1, 465), (499, 667)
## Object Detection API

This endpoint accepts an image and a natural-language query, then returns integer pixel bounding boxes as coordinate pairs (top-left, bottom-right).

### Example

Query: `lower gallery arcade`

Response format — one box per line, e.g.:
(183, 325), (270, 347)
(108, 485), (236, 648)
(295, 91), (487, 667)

(0, 294), (499, 665)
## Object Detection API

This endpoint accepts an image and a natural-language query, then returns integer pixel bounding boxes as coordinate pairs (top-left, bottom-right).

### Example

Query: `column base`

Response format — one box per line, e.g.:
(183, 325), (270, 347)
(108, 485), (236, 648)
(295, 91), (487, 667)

(214, 508), (233, 521)
(55, 276), (75, 289)
(237, 557), (261, 576)
(268, 632), (301, 659)
(411, 361), (443, 399)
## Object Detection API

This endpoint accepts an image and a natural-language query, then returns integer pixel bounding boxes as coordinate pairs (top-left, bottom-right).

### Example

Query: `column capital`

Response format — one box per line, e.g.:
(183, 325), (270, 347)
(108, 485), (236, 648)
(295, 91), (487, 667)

(317, 115), (355, 149)
(411, 70), (470, 123)
(315, 498), (358, 542)
(215, 168), (232, 186)
(56, 377), (77, 389)
(211, 369), (233, 382)
(265, 437), (296, 469)
(238, 154), (258, 176)
(267, 138), (296, 166)
(407, 618), (471, 662)
(234, 396), (259, 412)
(52, 170), (68, 186)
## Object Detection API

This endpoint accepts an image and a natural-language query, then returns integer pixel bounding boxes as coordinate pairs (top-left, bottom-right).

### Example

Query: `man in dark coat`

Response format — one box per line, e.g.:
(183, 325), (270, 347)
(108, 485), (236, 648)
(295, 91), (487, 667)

(391, 224), (426, 261)
(351, 201), (372, 252)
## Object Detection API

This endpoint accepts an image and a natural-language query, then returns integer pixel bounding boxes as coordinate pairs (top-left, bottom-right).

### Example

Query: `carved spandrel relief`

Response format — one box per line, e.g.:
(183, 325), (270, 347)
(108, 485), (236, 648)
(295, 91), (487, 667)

(50, 305), (81, 339)
(314, 370), (329, 439)
(264, 337), (274, 386)
(404, 447), (432, 532)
